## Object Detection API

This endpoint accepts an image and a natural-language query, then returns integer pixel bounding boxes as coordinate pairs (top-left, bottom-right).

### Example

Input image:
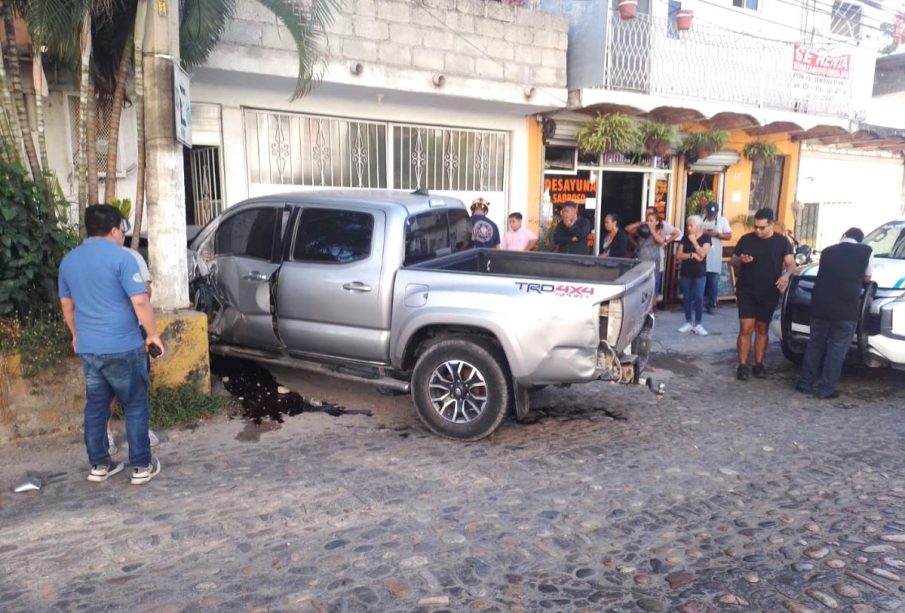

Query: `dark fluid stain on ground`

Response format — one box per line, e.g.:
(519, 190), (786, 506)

(519, 404), (627, 425)
(649, 352), (703, 377)
(211, 357), (373, 432)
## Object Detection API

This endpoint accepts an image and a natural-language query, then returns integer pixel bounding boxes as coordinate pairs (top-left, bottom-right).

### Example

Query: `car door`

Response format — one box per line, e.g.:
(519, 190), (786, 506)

(276, 205), (388, 362)
(206, 204), (285, 350)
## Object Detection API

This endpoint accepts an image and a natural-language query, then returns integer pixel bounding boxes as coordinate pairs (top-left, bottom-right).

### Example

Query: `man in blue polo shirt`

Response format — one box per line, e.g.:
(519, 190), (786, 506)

(58, 204), (165, 485)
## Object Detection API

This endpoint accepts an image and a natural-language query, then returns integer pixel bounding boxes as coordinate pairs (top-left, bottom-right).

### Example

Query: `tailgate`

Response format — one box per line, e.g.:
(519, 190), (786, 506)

(602, 261), (656, 352)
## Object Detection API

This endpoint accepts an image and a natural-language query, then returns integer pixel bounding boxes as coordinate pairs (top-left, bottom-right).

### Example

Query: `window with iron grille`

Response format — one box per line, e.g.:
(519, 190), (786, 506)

(393, 125), (507, 192)
(66, 95), (127, 177)
(244, 110), (387, 188)
(831, 2), (861, 38)
(243, 109), (509, 193)
(748, 156), (786, 216)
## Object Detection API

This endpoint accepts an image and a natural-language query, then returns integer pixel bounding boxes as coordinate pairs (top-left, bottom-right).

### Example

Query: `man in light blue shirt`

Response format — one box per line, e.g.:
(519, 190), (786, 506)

(58, 205), (165, 485)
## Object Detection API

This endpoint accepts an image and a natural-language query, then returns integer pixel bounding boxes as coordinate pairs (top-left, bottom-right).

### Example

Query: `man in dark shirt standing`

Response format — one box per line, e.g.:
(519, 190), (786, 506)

(553, 201), (591, 255)
(730, 208), (795, 381)
(467, 197), (501, 248)
(796, 227), (873, 399)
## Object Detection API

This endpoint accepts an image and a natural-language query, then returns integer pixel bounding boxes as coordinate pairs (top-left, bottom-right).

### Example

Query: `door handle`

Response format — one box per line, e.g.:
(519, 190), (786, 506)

(342, 281), (373, 292)
(242, 271), (269, 282)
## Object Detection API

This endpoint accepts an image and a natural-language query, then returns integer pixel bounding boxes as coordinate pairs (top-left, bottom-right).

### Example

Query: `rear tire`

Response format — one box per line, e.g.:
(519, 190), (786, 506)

(411, 338), (509, 441)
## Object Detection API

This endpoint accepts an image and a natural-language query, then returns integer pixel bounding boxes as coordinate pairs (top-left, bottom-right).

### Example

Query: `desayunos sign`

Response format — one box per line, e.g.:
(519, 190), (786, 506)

(791, 45), (851, 108)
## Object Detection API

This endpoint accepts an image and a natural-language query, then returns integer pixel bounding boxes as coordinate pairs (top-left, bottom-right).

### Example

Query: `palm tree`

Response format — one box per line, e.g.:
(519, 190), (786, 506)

(1, 3), (42, 180)
(11, 0), (340, 234)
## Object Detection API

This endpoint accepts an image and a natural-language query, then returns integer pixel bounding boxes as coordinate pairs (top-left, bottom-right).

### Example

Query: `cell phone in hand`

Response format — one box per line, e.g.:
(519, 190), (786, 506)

(148, 344), (162, 359)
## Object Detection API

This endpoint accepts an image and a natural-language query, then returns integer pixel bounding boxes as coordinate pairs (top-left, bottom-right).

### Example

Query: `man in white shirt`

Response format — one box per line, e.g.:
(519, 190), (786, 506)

(501, 212), (538, 251)
(701, 202), (732, 314)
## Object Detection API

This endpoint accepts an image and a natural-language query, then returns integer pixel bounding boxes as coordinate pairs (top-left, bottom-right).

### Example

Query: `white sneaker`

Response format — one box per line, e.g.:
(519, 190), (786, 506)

(131, 457), (161, 485)
(148, 430), (160, 448)
(693, 324), (709, 336)
(677, 322), (693, 333)
(87, 461), (124, 483)
(107, 430), (118, 456)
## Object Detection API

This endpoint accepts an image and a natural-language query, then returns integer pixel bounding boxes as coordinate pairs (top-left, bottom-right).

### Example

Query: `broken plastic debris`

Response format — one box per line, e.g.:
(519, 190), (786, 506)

(13, 476), (42, 493)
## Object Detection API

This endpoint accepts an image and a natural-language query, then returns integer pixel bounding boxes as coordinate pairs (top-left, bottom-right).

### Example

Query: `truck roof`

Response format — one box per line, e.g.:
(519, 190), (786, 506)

(236, 190), (467, 217)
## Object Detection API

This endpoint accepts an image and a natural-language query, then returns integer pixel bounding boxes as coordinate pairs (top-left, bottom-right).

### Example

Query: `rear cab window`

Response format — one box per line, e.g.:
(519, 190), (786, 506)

(404, 208), (470, 266)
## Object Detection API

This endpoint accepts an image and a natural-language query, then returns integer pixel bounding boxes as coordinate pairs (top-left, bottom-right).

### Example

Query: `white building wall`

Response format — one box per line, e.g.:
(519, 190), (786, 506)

(193, 80), (532, 232)
(797, 147), (905, 249)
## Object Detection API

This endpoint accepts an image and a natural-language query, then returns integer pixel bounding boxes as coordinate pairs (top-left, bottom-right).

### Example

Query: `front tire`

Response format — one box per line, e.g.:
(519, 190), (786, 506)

(411, 338), (509, 441)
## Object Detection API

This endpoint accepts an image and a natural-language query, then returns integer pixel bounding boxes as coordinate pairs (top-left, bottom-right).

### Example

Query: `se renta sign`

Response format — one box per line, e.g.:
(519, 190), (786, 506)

(791, 44), (851, 107)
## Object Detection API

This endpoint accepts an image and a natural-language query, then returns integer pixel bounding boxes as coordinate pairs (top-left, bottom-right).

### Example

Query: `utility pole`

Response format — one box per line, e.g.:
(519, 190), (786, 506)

(143, 0), (189, 310)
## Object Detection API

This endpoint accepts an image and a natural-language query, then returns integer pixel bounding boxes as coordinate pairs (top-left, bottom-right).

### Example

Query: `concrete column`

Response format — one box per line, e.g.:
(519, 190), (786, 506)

(144, 1), (189, 310)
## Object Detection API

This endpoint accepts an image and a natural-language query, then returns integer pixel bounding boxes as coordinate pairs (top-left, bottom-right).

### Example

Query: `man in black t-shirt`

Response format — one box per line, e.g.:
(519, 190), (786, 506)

(730, 208), (795, 381)
(552, 201), (592, 255)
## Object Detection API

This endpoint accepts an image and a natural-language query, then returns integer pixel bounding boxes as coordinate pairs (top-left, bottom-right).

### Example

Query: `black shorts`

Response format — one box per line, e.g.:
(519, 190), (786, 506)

(737, 290), (780, 323)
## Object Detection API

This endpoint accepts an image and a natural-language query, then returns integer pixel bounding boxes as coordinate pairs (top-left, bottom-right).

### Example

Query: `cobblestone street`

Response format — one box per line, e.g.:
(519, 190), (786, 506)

(2, 307), (905, 612)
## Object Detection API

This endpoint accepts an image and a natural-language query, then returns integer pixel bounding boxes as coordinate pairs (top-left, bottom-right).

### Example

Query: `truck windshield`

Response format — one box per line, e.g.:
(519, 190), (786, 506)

(404, 208), (470, 265)
(864, 221), (905, 259)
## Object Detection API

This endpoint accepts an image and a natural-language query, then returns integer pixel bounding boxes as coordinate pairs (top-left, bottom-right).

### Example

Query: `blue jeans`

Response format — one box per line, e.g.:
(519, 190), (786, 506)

(798, 318), (856, 396)
(704, 271), (720, 311)
(80, 348), (151, 468)
(680, 275), (706, 325)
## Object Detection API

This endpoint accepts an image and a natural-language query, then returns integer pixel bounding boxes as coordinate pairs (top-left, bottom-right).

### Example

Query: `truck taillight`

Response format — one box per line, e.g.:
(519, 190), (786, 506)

(599, 299), (623, 345)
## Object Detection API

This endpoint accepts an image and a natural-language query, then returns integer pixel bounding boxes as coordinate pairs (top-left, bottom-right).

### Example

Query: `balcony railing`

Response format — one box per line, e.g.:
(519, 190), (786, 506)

(603, 11), (864, 119)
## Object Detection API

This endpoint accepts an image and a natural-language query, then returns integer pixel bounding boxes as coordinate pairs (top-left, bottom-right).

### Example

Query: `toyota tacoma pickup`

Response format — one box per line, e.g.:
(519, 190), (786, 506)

(778, 218), (905, 370)
(189, 190), (658, 440)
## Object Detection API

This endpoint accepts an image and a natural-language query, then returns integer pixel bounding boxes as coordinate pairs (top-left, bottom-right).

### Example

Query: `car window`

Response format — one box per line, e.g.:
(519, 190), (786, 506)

(864, 221), (905, 259)
(214, 207), (277, 260)
(448, 208), (470, 253)
(405, 208), (471, 266)
(293, 208), (374, 264)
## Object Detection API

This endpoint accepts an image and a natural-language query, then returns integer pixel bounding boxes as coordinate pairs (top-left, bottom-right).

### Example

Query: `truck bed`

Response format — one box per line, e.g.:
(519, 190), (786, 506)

(408, 248), (640, 284)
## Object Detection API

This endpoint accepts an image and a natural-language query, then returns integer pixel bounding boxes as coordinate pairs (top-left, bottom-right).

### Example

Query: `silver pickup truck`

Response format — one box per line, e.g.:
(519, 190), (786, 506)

(189, 190), (658, 440)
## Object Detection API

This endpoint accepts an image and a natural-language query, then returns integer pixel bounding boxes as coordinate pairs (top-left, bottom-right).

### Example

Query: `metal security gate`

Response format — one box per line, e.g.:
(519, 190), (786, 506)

(189, 146), (224, 225)
(242, 109), (508, 194)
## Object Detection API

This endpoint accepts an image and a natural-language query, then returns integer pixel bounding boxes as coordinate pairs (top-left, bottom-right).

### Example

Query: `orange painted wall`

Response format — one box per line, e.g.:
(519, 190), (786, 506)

(525, 117), (543, 234)
(679, 125), (801, 246)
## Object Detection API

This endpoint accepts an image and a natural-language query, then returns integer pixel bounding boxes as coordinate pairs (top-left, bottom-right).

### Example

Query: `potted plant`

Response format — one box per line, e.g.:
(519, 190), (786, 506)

(743, 140), (779, 164)
(618, 0), (638, 19)
(679, 129), (729, 160)
(639, 121), (677, 157)
(576, 113), (639, 156)
(686, 189), (715, 217)
(676, 9), (694, 30)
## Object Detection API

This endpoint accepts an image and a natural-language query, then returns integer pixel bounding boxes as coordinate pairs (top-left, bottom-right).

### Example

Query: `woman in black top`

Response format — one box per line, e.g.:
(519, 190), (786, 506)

(600, 213), (630, 258)
(676, 215), (712, 335)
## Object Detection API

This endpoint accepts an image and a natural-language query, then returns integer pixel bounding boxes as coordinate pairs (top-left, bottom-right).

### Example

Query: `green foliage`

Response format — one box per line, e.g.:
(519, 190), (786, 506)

(576, 113), (640, 155)
(0, 161), (78, 318)
(108, 197), (132, 220)
(0, 308), (72, 377)
(743, 141), (779, 164)
(639, 121), (677, 157)
(686, 190), (715, 217)
(150, 384), (226, 429)
(679, 130), (729, 159)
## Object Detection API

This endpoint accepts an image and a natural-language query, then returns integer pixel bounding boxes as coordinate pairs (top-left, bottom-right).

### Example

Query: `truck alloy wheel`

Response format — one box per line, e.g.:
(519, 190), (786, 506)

(411, 338), (509, 441)
(427, 359), (487, 424)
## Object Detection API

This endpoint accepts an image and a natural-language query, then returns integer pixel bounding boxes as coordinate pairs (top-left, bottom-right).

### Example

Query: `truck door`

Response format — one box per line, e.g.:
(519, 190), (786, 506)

(205, 204), (285, 350)
(275, 206), (389, 362)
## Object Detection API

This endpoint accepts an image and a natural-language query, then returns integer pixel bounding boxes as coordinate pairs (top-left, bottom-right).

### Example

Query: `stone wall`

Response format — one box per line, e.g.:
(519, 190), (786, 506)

(225, 0), (569, 89)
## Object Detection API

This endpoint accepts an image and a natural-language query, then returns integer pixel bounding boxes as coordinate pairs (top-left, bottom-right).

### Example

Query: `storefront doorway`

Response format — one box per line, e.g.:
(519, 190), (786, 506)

(541, 148), (674, 255)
